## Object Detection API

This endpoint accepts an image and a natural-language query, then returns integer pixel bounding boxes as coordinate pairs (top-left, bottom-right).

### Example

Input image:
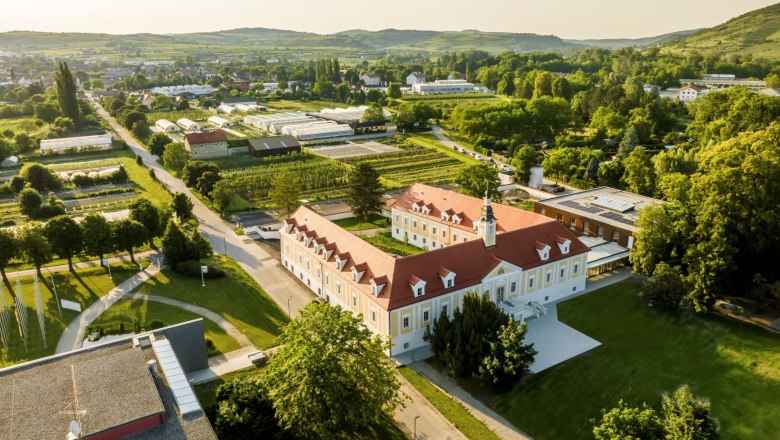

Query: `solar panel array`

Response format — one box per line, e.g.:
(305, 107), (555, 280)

(151, 339), (203, 416)
(599, 211), (636, 226)
(591, 195), (636, 213)
(560, 200), (603, 214)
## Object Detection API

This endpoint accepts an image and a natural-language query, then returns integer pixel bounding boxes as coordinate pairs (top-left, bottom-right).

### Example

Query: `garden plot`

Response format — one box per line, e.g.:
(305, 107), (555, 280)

(310, 141), (400, 159)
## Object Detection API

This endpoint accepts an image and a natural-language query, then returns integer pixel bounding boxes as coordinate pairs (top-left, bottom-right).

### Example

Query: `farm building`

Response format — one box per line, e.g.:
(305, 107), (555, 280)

(155, 119), (180, 133)
(208, 116), (233, 128)
(287, 123), (353, 141)
(177, 118), (201, 131)
(40, 132), (113, 155)
(235, 103), (264, 112)
(243, 112), (310, 131)
(411, 79), (478, 94)
(247, 135), (301, 158)
(152, 84), (216, 97)
(222, 97), (257, 106)
(217, 104), (238, 115)
(184, 130), (229, 159)
(309, 106), (391, 124)
(278, 121), (337, 136)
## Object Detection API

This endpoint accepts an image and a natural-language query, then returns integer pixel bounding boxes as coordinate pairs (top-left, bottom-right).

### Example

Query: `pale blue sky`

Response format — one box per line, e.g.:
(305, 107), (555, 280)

(2, 0), (777, 39)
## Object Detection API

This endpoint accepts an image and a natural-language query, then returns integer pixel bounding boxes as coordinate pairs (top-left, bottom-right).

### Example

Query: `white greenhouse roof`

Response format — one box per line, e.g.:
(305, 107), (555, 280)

(40, 133), (112, 150)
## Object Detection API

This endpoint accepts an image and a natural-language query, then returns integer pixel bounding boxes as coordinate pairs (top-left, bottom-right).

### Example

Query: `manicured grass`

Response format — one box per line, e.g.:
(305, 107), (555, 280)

(0, 263), (140, 367)
(492, 281), (780, 440)
(333, 214), (390, 231)
(90, 296), (241, 356)
(134, 255), (288, 349)
(512, 200), (534, 211)
(399, 366), (502, 440)
(361, 232), (423, 257)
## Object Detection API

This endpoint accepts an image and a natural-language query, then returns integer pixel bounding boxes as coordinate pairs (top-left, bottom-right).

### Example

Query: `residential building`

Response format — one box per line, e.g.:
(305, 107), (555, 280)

(40, 132), (113, 155)
(0, 320), (216, 440)
(361, 73), (382, 87)
(411, 79), (478, 94)
(406, 72), (425, 85)
(184, 130), (228, 159)
(533, 187), (663, 276)
(678, 84), (701, 102)
(281, 184), (589, 357)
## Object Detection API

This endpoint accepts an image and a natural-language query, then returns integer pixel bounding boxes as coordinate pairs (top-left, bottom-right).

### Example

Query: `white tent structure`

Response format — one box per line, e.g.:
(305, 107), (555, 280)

(40, 133), (113, 155)
(177, 118), (201, 131)
(155, 119), (180, 133)
(217, 104), (238, 115)
(208, 116), (233, 128)
(288, 124), (353, 141)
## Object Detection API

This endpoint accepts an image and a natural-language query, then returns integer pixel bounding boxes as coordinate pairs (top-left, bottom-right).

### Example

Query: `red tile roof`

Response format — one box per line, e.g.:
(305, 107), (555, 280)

(392, 183), (553, 233)
(184, 130), (227, 145)
(286, 200), (589, 311)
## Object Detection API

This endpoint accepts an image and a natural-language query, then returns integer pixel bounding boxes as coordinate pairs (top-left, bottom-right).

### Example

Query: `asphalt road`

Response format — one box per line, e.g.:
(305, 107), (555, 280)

(92, 98), (315, 318)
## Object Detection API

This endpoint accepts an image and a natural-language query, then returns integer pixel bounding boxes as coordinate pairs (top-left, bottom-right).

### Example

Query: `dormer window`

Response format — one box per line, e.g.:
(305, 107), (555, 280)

(409, 276), (426, 297)
(412, 202), (420, 212)
(556, 237), (571, 255)
(351, 265), (366, 283)
(284, 222), (294, 233)
(441, 212), (450, 221)
(438, 267), (456, 289)
(304, 236), (313, 247)
(451, 214), (461, 225)
(336, 254), (350, 270)
(536, 242), (551, 261)
(370, 278), (386, 296)
(421, 205), (430, 215)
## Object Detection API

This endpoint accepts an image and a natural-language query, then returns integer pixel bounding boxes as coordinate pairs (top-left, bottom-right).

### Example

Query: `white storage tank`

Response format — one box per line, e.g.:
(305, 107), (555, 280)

(529, 166), (544, 189)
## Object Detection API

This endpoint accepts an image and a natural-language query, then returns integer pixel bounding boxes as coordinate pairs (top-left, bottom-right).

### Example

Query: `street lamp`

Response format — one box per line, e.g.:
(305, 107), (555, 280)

(413, 415), (420, 440)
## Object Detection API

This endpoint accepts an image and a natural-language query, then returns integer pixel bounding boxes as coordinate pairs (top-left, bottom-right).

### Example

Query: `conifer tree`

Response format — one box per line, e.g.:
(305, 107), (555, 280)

(54, 62), (80, 125)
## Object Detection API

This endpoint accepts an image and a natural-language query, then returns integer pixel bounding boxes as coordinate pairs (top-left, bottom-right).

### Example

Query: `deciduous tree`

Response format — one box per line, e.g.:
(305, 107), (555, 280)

(44, 215), (82, 271)
(455, 164), (500, 200)
(269, 169), (301, 218)
(162, 142), (190, 174)
(130, 198), (166, 249)
(112, 219), (146, 264)
(172, 193), (194, 221)
(593, 401), (664, 440)
(81, 213), (114, 265)
(18, 223), (52, 277)
(264, 304), (404, 437)
(0, 228), (18, 283)
(512, 145), (540, 183)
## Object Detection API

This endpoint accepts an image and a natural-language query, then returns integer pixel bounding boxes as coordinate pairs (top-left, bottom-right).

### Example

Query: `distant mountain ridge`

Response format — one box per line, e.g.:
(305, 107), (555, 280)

(2, 4), (779, 59)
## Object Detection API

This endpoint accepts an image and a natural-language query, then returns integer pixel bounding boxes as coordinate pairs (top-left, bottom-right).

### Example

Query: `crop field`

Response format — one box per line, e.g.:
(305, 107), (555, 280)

(340, 143), (467, 187)
(218, 152), (351, 206)
(310, 141), (401, 160)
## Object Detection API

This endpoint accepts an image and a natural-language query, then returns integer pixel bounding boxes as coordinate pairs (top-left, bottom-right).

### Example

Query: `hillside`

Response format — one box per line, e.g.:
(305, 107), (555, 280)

(664, 2), (780, 57)
(567, 29), (700, 49)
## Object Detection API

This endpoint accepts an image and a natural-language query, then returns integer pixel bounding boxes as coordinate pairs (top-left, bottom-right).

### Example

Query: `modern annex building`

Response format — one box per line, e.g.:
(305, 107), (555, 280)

(281, 184), (589, 357)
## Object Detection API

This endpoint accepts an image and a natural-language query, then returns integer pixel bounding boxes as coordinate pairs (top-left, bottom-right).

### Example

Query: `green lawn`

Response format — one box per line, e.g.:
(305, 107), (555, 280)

(361, 232), (423, 257)
(405, 133), (482, 166)
(134, 255), (289, 349)
(399, 366), (501, 440)
(90, 296), (241, 356)
(333, 214), (390, 231)
(493, 281), (780, 440)
(0, 263), (140, 367)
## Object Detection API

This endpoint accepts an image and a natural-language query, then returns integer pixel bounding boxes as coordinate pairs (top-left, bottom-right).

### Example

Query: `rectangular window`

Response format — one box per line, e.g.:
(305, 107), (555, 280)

(529, 277), (535, 288)
(453, 233), (458, 241)
(540, 207), (545, 215)
(403, 316), (410, 329)
(432, 226), (437, 234)
(337, 283), (341, 294)
(442, 230), (446, 238)
(432, 241), (437, 248)
(371, 310), (376, 321)
(413, 234), (417, 240)
(316, 268), (320, 278)
(611, 231), (619, 242)
(395, 215), (399, 222)
(569, 217), (576, 229)
(404, 217), (408, 226)
(463, 237), (467, 243)
(584, 221), (591, 235)
(442, 304), (448, 316)
(325, 273), (329, 283)
(352, 295), (357, 306)
(416, 287), (423, 296)
(511, 282), (517, 293)
(395, 228), (399, 234)
(556, 213), (563, 221)
(422, 238), (427, 245)
(574, 263), (580, 275)
(423, 310), (430, 322)
(422, 223), (426, 231)
(560, 268), (565, 278)
(546, 272), (551, 283)
(447, 279), (453, 288)
(412, 220), (417, 228)
(597, 226), (604, 238)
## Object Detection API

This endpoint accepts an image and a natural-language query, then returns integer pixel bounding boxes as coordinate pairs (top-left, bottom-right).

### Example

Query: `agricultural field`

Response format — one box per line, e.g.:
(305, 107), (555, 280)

(0, 148), (170, 226)
(263, 99), (350, 112)
(146, 109), (214, 124)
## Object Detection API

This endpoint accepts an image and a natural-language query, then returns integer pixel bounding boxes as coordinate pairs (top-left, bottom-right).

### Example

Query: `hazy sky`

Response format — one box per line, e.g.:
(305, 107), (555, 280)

(2, 0), (777, 39)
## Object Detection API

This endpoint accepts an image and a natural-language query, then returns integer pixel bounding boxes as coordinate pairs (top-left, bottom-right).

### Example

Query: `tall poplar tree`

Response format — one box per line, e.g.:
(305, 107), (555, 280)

(54, 62), (80, 125)
(345, 163), (384, 221)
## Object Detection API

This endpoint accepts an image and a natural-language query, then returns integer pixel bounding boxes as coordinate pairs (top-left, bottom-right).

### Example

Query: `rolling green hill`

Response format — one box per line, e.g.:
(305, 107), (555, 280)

(664, 2), (780, 57)
(566, 29), (700, 49)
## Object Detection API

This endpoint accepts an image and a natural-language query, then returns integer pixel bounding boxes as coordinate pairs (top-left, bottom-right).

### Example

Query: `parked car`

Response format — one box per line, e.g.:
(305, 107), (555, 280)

(552, 186), (566, 193)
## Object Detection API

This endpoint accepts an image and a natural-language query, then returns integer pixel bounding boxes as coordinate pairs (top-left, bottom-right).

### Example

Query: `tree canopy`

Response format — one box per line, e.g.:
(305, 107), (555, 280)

(345, 163), (384, 221)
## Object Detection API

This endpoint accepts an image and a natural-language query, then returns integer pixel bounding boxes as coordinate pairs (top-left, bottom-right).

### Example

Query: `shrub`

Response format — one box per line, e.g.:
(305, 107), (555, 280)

(174, 260), (226, 278)
(146, 319), (166, 330)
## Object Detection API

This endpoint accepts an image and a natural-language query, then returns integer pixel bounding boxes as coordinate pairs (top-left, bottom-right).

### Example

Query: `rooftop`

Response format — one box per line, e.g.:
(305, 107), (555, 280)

(0, 329), (216, 440)
(535, 186), (663, 232)
(40, 132), (112, 150)
(184, 130), (228, 145)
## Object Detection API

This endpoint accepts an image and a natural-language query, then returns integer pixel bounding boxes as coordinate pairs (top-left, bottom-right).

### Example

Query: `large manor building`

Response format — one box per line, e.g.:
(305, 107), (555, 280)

(281, 184), (589, 357)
